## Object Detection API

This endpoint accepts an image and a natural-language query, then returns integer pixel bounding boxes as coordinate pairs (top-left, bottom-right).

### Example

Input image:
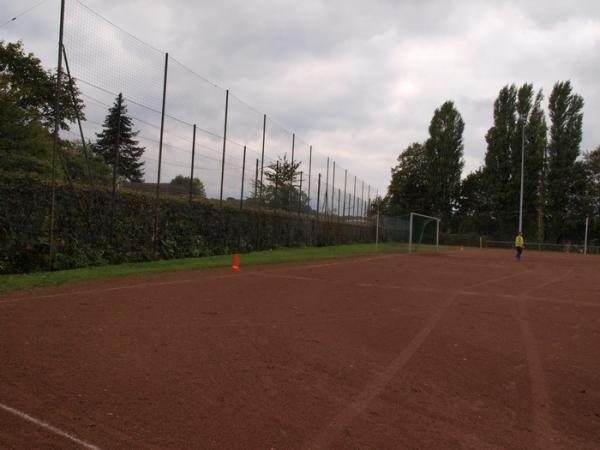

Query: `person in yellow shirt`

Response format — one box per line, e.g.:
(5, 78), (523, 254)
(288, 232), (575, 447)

(515, 232), (524, 260)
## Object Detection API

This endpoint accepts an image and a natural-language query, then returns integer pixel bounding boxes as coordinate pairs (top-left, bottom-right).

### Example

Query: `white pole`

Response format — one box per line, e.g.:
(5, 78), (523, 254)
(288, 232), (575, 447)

(375, 202), (380, 251)
(584, 216), (589, 255)
(436, 219), (440, 252)
(408, 213), (413, 254)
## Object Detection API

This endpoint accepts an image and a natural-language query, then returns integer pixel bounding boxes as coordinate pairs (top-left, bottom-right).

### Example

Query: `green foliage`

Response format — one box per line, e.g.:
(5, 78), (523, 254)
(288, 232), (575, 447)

(387, 143), (428, 215)
(386, 101), (464, 230)
(93, 93), (145, 182)
(170, 175), (206, 198)
(0, 40), (100, 184)
(261, 155), (309, 212)
(0, 175), (375, 274)
(455, 169), (489, 234)
(423, 101), (465, 228)
(480, 84), (547, 239)
(546, 81), (585, 242)
(0, 40), (84, 130)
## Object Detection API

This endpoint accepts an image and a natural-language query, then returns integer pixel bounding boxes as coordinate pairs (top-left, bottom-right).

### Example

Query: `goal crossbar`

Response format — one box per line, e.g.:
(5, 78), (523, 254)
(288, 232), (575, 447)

(409, 212), (441, 254)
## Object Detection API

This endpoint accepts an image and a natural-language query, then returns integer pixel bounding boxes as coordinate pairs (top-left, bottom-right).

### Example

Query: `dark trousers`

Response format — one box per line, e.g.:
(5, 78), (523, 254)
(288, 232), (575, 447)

(516, 246), (523, 260)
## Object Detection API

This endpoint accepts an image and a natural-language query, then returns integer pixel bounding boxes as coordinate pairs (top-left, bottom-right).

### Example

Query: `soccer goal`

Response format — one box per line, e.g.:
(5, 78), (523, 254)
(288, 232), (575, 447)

(408, 212), (441, 253)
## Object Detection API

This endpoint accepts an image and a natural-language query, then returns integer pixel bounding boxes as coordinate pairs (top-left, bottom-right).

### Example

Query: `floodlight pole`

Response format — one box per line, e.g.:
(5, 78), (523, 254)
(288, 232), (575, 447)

(518, 115), (526, 233)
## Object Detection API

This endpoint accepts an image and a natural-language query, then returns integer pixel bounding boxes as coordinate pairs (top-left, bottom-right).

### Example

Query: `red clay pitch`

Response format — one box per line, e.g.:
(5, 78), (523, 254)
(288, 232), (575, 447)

(1, 249), (599, 449)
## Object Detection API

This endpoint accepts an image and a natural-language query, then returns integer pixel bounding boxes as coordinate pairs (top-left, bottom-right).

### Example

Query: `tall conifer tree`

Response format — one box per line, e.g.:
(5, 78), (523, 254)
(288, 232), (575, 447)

(94, 93), (145, 182)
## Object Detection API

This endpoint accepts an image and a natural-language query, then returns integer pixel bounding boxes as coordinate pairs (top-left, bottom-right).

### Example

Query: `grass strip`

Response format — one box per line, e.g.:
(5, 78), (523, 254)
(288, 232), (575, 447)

(0, 242), (413, 294)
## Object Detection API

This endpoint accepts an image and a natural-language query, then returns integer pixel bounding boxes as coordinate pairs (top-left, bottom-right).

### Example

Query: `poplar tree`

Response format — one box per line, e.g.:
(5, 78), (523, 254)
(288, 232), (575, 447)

(424, 101), (465, 228)
(546, 81), (584, 241)
(482, 84), (546, 238)
(483, 85), (518, 236)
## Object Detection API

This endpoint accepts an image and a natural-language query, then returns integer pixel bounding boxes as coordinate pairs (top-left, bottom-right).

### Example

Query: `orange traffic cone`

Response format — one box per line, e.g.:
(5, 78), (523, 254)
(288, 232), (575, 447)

(231, 254), (240, 272)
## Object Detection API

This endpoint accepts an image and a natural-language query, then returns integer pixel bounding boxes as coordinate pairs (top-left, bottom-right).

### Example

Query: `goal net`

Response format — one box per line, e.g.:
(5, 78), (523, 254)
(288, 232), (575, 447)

(408, 212), (440, 253)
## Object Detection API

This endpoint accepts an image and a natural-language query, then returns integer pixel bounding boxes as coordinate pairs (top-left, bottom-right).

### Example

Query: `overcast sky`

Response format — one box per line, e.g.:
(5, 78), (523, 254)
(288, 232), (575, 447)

(2, 0), (600, 195)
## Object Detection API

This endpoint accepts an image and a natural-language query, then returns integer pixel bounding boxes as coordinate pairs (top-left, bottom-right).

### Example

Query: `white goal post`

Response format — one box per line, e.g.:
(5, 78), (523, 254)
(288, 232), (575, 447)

(409, 212), (441, 254)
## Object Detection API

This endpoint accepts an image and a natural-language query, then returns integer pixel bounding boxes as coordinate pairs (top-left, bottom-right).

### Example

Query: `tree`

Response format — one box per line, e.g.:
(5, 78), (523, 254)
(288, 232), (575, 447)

(584, 146), (600, 242)
(483, 85), (518, 237)
(93, 93), (145, 182)
(455, 169), (489, 234)
(527, 91), (548, 241)
(170, 175), (206, 198)
(262, 155), (307, 211)
(387, 142), (428, 215)
(0, 83), (52, 175)
(0, 40), (84, 130)
(423, 100), (465, 228)
(0, 41), (94, 179)
(482, 84), (546, 239)
(517, 86), (547, 240)
(546, 81), (584, 242)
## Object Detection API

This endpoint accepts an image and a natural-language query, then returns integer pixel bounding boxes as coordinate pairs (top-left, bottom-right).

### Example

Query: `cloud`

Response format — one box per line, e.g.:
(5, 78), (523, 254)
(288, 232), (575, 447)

(2, 0), (600, 196)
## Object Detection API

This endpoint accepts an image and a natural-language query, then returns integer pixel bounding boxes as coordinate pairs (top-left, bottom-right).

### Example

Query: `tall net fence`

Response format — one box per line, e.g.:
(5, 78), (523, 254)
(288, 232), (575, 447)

(1, 0), (384, 272)
(58, 0), (376, 214)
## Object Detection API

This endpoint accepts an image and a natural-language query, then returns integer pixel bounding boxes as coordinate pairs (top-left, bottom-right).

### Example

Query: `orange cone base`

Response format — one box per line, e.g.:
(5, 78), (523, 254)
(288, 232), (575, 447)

(231, 254), (240, 272)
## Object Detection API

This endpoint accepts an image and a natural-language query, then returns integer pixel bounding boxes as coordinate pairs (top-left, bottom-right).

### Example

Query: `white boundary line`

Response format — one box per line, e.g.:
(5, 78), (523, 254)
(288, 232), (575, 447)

(0, 402), (102, 449)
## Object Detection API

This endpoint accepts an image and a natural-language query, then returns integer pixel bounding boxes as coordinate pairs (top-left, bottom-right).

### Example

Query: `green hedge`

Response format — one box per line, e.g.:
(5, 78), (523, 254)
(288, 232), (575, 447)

(0, 174), (375, 274)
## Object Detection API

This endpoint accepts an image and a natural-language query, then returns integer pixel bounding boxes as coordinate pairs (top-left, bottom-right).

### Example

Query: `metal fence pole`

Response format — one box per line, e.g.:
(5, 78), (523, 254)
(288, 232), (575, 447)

(360, 181), (365, 220)
(316, 173), (321, 220)
(409, 212), (414, 253)
(352, 175), (357, 219)
(337, 190), (341, 222)
(274, 160), (279, 209)
(376, 191), (380, 251)
(291, 133), (295, 166)
(254, 158), (259, 199)
(342, 169), (347, 220)
(298, 171), (303, 212)
(289, 133), (295, 209)
(189, 124), (196, 204)
(324, 157), (330, 215)
(153, 52), (169, 246)
(436, 218), (440, 252)
(260, 114), (266, 201)
(584, 216), (589, 255)
(332, 161), (336, 216)
(219, 89), (229, 205)
(307, 145), (312, 211)
(49, 0), (66, 270)
(240, 145), (246, 210)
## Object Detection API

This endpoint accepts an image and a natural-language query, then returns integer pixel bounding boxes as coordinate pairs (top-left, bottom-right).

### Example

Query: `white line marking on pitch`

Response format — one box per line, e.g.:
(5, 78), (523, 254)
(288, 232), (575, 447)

(0, 402), (102, 450)
(0, 273), (252, 304)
